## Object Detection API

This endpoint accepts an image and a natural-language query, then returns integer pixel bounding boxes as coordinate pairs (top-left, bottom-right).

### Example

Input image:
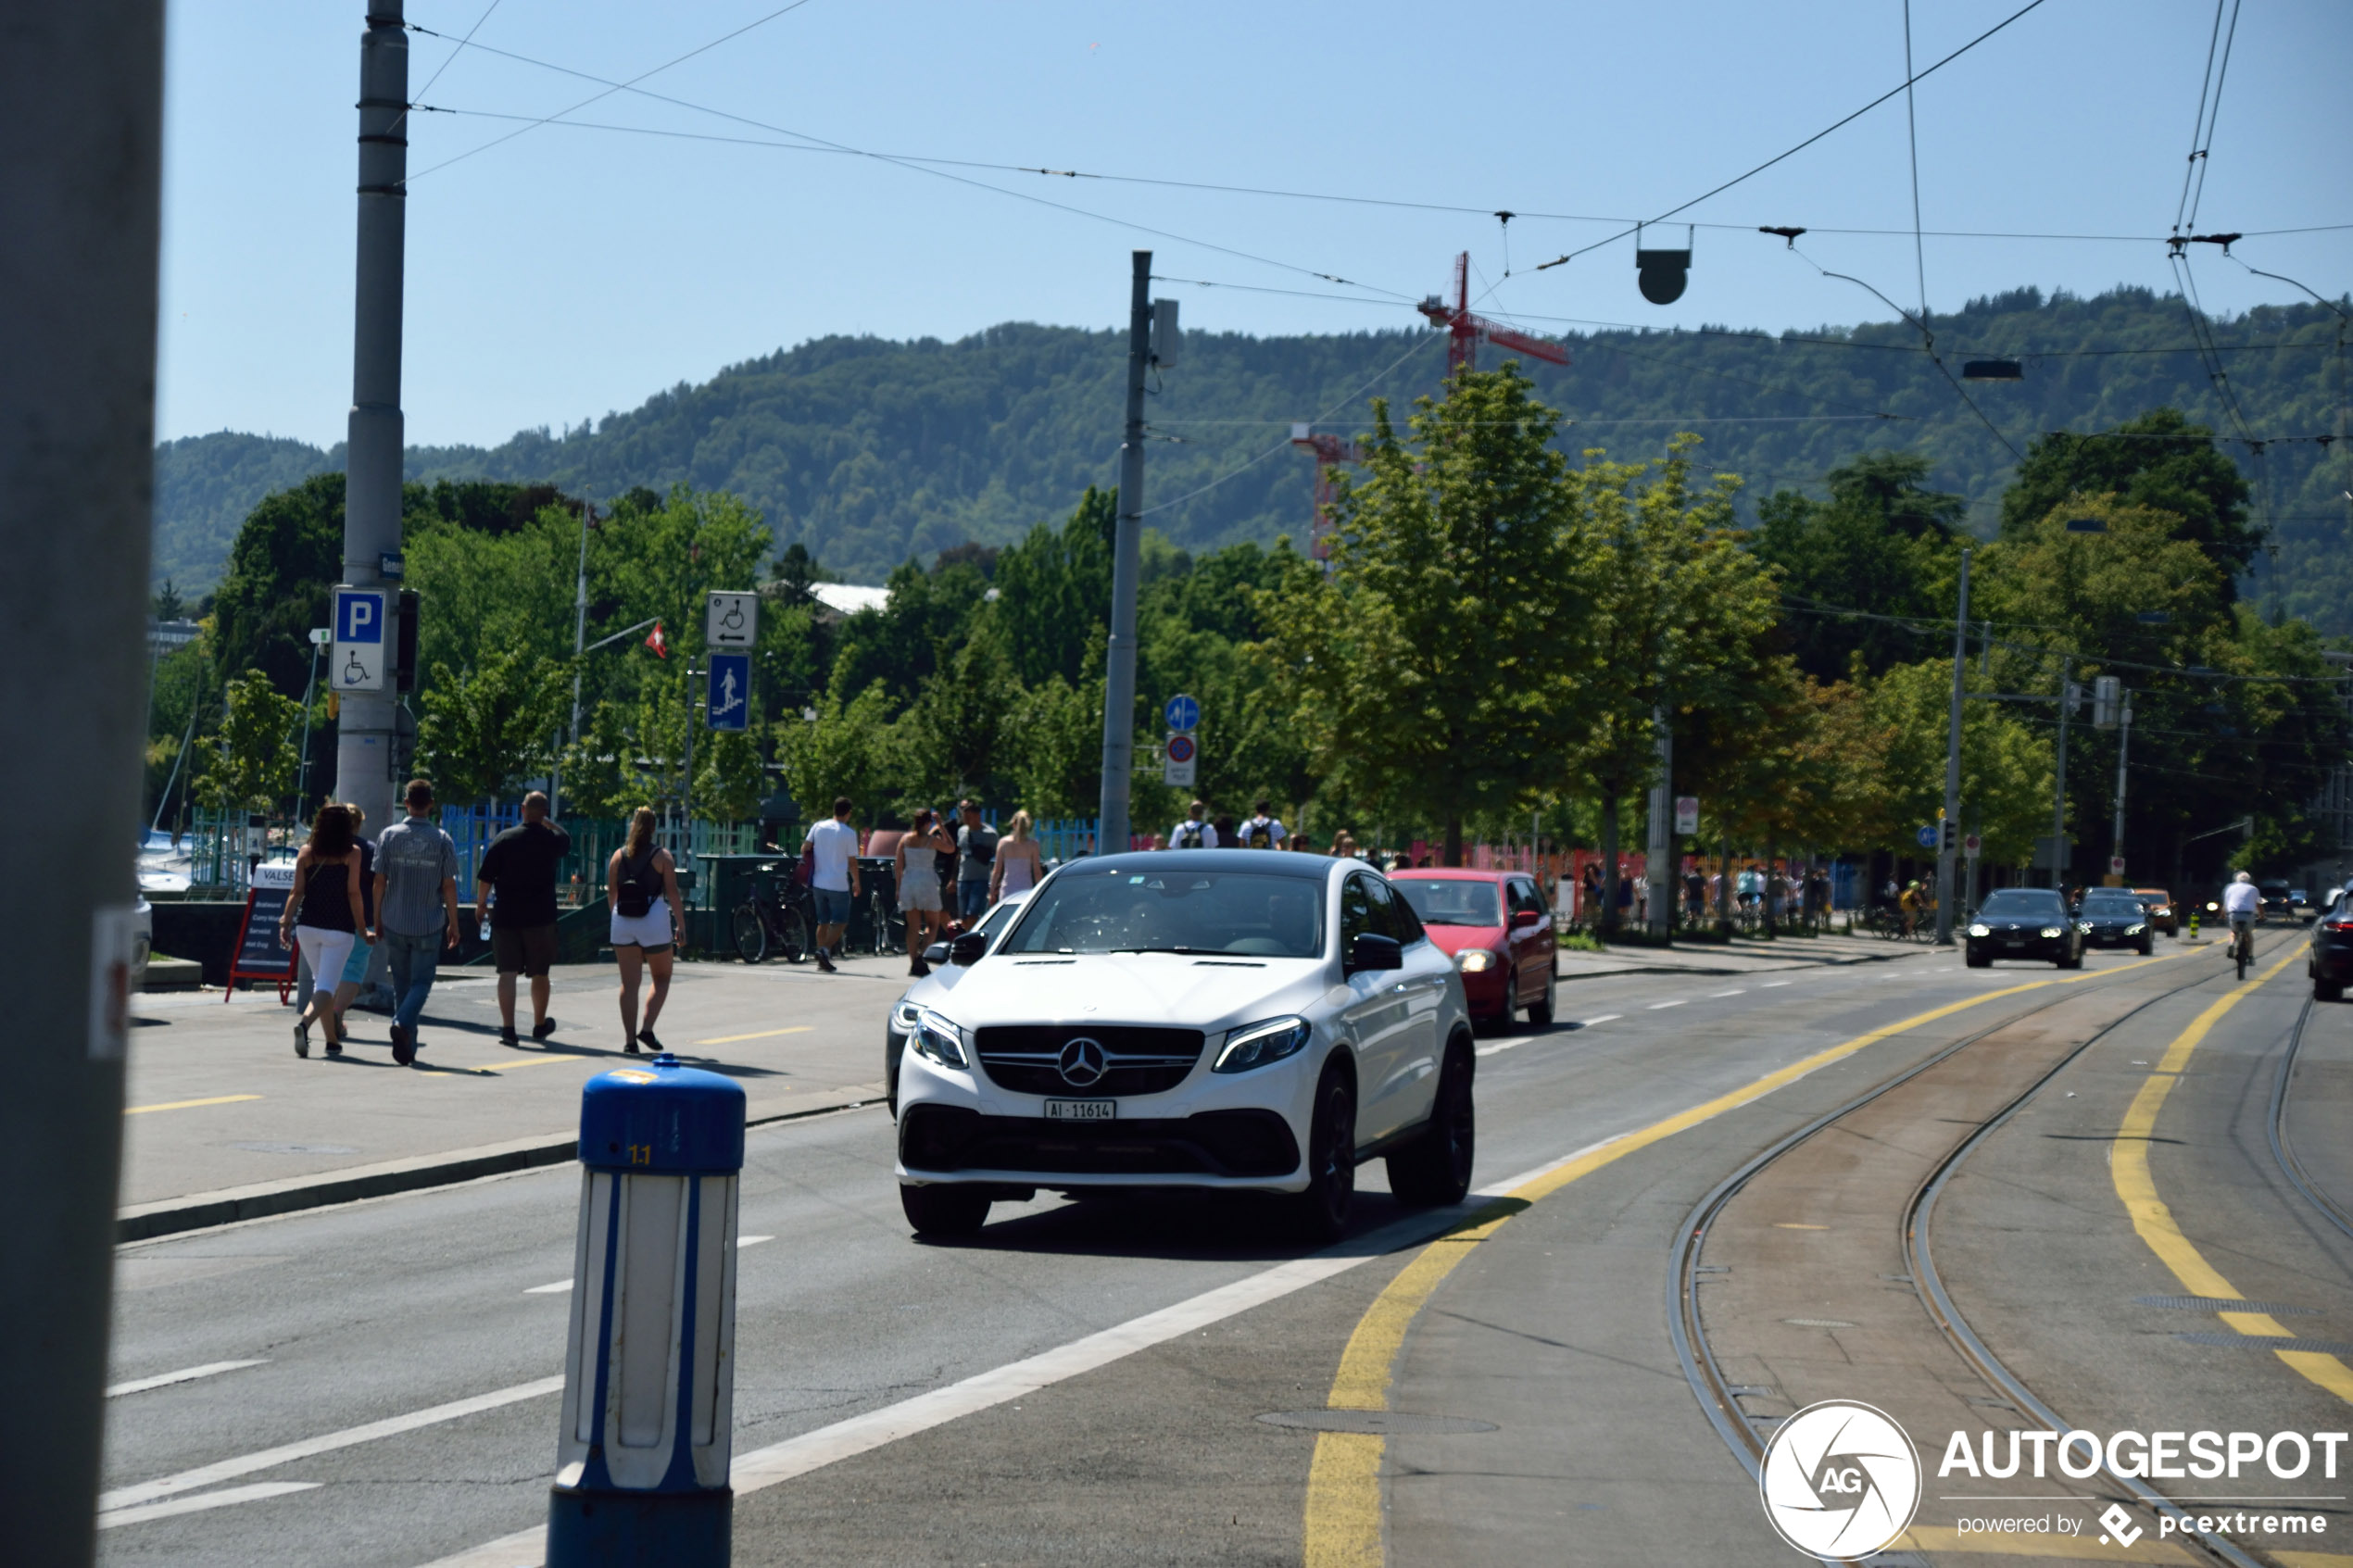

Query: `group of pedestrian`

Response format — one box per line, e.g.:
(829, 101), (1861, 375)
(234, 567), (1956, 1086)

(1167, 797), (1291, 851)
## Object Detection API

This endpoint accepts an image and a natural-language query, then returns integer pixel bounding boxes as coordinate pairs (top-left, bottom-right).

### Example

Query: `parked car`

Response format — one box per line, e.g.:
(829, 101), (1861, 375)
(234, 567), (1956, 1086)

(1386, 869), (1556, 1031)
(2312, 891), (2353, 1001)
(884, 891), (1029, 1116)
(892, 849), (1474, 1240)
(1964, 887), (2084, 969)
(2131, 887), (2177, 936)
(2075, 887), (2155, 954)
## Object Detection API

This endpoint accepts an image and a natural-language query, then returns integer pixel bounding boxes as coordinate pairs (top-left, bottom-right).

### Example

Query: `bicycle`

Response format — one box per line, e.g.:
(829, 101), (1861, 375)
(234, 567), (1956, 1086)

(2232, 916), (2254, 981)
(732, 871), (812, 965)
(866, 885), (908, 958)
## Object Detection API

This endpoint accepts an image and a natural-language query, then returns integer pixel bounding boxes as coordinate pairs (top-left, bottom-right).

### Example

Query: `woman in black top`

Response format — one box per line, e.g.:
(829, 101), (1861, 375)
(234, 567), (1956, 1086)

(606, 807), (683, 1054)
(279, 803), (365, 1058)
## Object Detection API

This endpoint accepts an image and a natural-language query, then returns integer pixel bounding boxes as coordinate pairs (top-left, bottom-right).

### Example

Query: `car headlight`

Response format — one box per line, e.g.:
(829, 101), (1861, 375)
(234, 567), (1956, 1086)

(2125, 922), (2145, 935)
(1968, 923), (1990, 937)
(890, 999), (922, 1033)
(911, 1008), (969, 1070)
(2040, 927), (2064, 938)
(1213, 1016), (1313, 1074)
(1455, 948), (1498, 972)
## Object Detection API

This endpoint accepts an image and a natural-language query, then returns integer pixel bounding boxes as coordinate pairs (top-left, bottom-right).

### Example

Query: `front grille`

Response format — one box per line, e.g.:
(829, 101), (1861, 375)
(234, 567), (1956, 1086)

(900, 1105), (1297, 1178)
(974, 1023), (1206, 1097)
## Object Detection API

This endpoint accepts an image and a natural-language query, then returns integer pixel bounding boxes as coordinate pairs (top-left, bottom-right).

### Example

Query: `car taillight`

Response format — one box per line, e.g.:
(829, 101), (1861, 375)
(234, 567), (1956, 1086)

(2326, 917), (2353, 933)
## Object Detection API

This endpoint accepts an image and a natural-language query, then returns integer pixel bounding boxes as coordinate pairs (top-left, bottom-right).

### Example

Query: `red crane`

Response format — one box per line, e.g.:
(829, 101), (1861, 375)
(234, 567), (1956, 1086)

(1416, 252), (1569, 376)
(1289, 424), (1367, 559)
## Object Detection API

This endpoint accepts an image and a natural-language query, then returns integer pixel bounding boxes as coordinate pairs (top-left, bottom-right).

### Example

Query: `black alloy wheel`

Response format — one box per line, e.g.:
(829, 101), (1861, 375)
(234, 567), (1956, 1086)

(731, 903), (767, 963)
(1287, 1065), (1357, 1244)
(1388, 1041), (1476, 1208)
(1526, 966), (1556, 1028)
(900, 1182), (991, 1238)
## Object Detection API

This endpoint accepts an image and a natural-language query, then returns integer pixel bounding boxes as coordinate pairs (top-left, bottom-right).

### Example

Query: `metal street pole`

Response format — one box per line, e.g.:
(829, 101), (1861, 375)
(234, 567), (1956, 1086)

(0, 6), (163, 1561)
(1097, 250), (1151, 853)
(2051, 654), (2073, 891)
(1646, 704), (1673, 938)
(553, 502), (590, 818)
(2111, 695), (2133, 882)
(334, 0), (408, 839)
(1936, 548), (1971, 943)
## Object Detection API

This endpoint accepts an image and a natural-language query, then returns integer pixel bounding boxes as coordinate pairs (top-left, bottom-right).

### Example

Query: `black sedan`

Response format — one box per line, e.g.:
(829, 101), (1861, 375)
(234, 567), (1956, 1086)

(2310, 893), (2353, 1001)
(2076, 888), (2155, 954)
(1965, 888), (2084, 969)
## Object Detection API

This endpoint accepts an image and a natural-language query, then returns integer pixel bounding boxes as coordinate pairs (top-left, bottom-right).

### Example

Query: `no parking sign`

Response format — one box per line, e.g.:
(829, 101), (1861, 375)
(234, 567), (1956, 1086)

(1164, 731), (1197, 787)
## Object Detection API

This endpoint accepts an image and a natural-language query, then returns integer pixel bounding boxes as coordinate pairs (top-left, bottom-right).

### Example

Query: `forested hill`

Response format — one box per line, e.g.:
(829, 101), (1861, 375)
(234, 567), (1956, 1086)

(154, 284), (2353, 631)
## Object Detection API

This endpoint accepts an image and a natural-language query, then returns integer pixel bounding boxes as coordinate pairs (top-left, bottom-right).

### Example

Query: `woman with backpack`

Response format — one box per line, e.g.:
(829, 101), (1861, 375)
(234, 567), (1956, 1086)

(608, 807), (684, 1054)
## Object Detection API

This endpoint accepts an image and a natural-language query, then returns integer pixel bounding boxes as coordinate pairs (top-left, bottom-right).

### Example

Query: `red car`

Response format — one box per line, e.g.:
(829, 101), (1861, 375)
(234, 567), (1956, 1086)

(1389, 869), (1557, 1030)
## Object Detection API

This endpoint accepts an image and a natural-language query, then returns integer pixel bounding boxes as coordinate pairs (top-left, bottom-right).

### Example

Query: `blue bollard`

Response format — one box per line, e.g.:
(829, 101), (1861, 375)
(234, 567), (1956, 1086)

(548, 1053), (746, 1566)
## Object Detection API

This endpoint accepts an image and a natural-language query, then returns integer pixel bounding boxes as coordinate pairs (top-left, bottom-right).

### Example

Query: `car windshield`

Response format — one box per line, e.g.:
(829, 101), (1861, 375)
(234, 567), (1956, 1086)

(998, 868), (1324, 958)
(1391, 879), (1502, 927)
(2135, 893), (2169, 907)
(2081, 893), (2142, 913)
(1979, 891), (2062, 919)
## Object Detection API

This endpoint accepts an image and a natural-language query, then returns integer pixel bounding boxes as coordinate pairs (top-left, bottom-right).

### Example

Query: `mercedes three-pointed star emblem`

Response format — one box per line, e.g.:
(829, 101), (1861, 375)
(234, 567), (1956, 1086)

(1057, 1035), (1108, 1087)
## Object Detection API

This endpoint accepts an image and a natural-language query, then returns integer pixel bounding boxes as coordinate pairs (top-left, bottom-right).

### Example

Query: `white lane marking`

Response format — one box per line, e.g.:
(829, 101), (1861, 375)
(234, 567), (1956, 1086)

(107, 1360), (267, 1399)
(98, 1374), (566, 1512)
(1761, 981), (1792, 988)
(530, 1234), (776, 1294)
(1473, 1040), (1521, 1058)
(413, 1213), (1464, 1568)
(1708, 989), (1746, 998)
(1648, 999), (1687, 1010)
(99, 1482), (319, 1530)
(1581, 1014), (1622, 1025)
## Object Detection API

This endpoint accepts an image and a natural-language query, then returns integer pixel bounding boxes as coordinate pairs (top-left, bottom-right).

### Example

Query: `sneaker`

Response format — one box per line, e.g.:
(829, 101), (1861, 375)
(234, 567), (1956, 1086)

(498, 1025), (521, 1047)
(623, 1039), (642, 1056)
(294, 1022), (310, 1060)
(324, 1040), (343, 1057)
(910, 956), (929, 977)
(637, 1028), (662, 1053)
(389, 1022), (414, 1066)
(532, 1015), (558, 1041)
(815, 949), (837, 973)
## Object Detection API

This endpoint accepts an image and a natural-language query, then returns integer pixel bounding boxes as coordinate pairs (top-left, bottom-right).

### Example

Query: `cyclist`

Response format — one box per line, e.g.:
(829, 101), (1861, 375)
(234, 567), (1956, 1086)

(2221, 870), (2260, 972)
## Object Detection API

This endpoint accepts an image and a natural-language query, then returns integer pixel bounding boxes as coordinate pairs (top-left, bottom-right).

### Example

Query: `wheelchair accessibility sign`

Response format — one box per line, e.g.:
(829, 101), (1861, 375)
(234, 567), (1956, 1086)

(333, 587), (388, 691)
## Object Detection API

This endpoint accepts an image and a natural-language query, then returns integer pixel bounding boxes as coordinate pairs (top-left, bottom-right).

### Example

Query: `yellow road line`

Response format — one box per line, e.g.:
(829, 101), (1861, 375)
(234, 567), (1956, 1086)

(2110, 947), (2353, 1408)
(1300, 960), (2195, 1567)
(419, 1054), (588, 1078)
(123, 1094), (261, 1116)
(696, 1025), (815, 1045)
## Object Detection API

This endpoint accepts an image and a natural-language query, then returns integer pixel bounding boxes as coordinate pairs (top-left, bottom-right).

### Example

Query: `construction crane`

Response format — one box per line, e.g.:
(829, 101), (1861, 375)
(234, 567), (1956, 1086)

(1417, 252), (1570, 376)
(1289, 423), (1367, 560)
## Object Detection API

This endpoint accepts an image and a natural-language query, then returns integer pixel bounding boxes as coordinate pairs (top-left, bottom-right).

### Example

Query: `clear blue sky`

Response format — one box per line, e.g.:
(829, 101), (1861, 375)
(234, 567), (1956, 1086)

(157, 0), (2350, 449)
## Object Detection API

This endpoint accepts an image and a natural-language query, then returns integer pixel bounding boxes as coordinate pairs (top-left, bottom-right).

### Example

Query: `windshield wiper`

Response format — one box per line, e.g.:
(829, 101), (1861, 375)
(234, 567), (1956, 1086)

(1109, 946), (1216, 955)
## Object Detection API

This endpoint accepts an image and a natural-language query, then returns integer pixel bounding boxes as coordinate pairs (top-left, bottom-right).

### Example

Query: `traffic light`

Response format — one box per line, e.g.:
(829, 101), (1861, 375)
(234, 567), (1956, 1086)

(394, 589), (420, 693)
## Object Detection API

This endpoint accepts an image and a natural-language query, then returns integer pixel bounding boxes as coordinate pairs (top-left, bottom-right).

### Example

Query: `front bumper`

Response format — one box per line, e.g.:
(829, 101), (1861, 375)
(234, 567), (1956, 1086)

(1968, 935), (2070, 962)
(2082, 927), (2149, 947)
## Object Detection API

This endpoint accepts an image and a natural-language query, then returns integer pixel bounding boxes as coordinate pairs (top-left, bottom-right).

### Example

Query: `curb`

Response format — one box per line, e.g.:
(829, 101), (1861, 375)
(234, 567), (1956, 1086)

(115, 1084), (884, 1245)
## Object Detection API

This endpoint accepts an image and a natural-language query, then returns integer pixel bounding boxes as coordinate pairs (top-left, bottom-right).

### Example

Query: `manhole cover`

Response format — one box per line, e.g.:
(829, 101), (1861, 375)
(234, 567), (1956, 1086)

(1256, 1410), (1498, 1436)
(231, 1142), (359, 1156)
(2135, 1295), (2314, 1315)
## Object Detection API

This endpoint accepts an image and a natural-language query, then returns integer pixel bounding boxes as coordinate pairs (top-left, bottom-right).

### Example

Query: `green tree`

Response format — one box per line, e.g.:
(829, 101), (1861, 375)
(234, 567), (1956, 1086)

(778, 684), (901, 829)
(1750, 452), (1964, 682)
(1999, 408), (2257, 590)
(1261, 366), (1580, 865)
(195, 669), (302, 814)
(415, 646), (571, 806)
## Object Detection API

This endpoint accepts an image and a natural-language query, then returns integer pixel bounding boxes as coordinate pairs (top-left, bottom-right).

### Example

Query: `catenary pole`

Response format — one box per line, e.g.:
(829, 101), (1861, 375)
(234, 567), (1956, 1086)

(1646, 704), (1673, 937)
(0, 5), (163, 1561)
(1097, 250), (1151, 852)
(336, 0), (408, 839)
(1936, 548), (1971, 942)
(2052, 654), (2073, 890)
(2110, 694), (2133, 881)
(553, 502), (590, 818)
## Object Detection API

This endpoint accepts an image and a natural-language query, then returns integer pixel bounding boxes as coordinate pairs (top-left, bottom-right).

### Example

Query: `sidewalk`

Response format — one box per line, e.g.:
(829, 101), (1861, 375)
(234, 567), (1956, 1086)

(119, 952), (922, 1240)
(1552, 929), (1931, 983)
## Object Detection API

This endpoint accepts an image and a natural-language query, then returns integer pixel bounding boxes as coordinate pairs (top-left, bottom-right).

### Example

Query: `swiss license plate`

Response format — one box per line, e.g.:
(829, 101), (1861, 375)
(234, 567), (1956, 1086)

(1044, 1098), (1115, 1122)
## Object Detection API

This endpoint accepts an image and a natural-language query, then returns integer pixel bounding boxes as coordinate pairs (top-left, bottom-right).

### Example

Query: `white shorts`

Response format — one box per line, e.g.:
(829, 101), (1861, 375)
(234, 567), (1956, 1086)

(609, 906), (673, 950)
(296, 927), (356, 993)
(900, 875), (942, 913)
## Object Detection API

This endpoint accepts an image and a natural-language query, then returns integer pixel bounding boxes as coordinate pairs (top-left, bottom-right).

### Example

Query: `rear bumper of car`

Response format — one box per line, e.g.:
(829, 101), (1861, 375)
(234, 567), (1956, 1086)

(2311, 943), (2353, 983)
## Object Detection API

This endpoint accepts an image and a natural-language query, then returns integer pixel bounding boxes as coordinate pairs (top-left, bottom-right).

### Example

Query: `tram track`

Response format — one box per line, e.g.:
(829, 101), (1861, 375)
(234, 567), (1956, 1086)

(2268, 994), (2353, 1244)
(1666, 939), (2270, 1568)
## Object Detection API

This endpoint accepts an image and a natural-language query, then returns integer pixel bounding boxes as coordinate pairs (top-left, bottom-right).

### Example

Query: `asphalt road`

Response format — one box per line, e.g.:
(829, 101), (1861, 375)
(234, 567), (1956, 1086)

(97, 935), (2351, 1567)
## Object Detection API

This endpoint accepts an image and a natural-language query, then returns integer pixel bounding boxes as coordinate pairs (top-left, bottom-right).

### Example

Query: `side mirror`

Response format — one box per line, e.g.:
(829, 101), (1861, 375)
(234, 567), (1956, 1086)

(1346, 933), (1403, 973)
(950, 932), (989, 967)
(924, 941), (950, 966)
(1511, 908), (1540, 928)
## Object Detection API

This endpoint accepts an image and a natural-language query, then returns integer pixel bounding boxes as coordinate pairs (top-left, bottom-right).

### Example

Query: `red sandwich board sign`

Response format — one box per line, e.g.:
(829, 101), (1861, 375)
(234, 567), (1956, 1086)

(226, 860), (300, 1004)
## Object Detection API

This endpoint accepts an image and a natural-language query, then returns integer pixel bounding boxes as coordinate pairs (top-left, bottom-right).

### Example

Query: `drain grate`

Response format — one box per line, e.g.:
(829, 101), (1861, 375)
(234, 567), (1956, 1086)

(1257, 1410), (1499, 1436)
(2176, 1332), (2353, 1355)
(2135, 1295), (2316, 1315)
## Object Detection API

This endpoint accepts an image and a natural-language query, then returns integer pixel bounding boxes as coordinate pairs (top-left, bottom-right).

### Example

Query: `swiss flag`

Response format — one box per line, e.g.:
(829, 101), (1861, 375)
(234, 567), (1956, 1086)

(644, 621), (669, 659)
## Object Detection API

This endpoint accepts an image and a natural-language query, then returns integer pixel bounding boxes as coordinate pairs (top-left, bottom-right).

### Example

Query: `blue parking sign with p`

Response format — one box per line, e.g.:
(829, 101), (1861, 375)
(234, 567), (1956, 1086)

(333, 587), (388, 690)
(337, 590), (383, 643)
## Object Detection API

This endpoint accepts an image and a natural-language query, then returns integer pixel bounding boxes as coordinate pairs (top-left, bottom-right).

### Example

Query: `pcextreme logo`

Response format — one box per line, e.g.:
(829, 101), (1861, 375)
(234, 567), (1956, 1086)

(1759, 1400), (1922, 1561)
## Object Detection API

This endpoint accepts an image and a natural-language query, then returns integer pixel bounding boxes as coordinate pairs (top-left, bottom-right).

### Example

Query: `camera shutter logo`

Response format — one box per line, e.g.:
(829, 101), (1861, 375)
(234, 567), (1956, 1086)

(1758, 1399), (1921, 1560)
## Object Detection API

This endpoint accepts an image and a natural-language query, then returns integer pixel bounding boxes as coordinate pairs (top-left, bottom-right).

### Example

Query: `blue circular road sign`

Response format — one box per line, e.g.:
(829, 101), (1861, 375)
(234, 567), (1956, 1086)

(1916, 823), (1940, 849)
(1164, 694), (1200, 732)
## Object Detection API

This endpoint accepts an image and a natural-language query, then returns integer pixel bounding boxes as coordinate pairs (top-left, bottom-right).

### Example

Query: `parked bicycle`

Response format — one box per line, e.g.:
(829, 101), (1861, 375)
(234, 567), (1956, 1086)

(732, 870), (812, 964)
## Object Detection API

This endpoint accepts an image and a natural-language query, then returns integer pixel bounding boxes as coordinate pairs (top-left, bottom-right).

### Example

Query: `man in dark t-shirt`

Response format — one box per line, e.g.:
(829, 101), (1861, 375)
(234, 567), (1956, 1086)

(475, 791), (571, 1045)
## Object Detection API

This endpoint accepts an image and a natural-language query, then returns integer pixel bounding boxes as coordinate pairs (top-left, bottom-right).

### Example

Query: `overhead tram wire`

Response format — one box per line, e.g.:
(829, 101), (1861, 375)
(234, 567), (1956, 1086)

(1530, 0), (2056, 275)
(403, 19), (2351, 251)
(1901, 0), (1930, 334)
(388, 0), (504, 136)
